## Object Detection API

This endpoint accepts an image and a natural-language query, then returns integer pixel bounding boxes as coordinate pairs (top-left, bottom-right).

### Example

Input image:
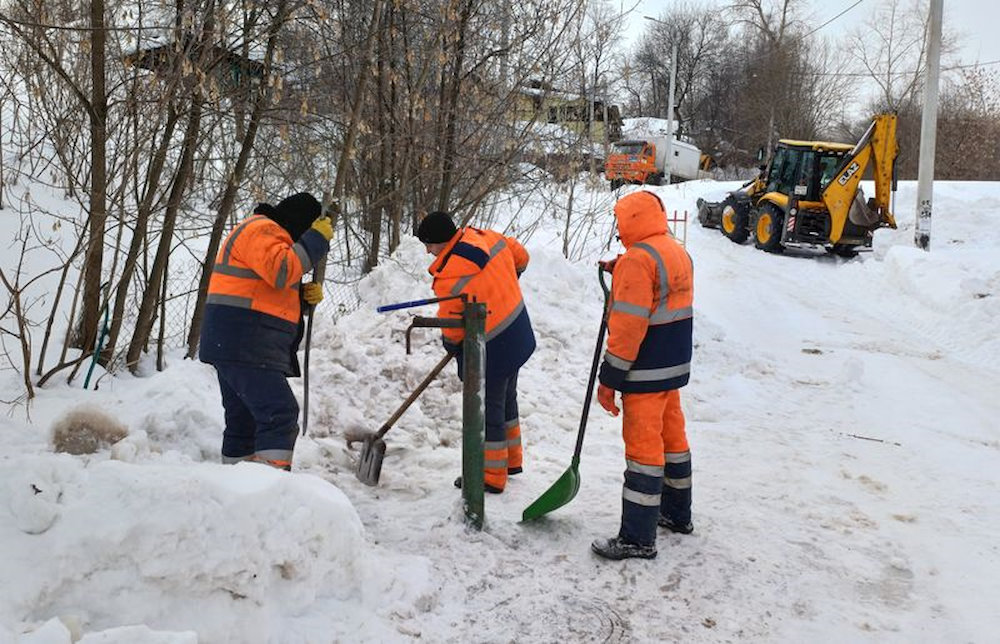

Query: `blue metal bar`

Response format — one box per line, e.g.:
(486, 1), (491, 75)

(376, 294), (464, 313)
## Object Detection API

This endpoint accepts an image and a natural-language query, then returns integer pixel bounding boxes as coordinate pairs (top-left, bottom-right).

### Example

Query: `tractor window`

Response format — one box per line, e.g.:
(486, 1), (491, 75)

(818, 154), (843, 190)
(795, 150), (817, 199)
(765, 148), (787, 193)
(767, 147), (801, 195)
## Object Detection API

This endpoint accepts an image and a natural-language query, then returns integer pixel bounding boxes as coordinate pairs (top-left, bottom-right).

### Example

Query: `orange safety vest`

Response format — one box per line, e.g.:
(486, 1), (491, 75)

(427, 227), (534, 379)
(206, 215), (315, 323)
(600, 192), (694, 393)
(428, 227), (530, 345)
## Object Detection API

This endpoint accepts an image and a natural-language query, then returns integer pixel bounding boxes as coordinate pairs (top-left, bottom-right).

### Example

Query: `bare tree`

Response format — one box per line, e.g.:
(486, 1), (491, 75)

(934, 67), (1000, 179)
(845, 0), (955, 112)
(184, 0), (294, 360)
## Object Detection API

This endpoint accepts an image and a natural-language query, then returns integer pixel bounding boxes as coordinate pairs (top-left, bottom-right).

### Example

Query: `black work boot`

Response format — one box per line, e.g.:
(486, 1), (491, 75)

(658, 515), (694, 534)
(590, 536), (657, 560)
(453, 476), (503, 494)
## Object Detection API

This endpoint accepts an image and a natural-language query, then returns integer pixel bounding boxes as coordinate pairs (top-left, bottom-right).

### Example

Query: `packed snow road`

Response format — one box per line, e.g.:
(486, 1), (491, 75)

(3, 179), (997, 642)
(295, 180), (1000, 642)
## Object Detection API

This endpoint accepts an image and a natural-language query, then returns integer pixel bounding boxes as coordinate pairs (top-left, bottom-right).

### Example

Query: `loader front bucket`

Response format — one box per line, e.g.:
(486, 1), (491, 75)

(356, 434), (387, 486)
(696, 197), (721, 228)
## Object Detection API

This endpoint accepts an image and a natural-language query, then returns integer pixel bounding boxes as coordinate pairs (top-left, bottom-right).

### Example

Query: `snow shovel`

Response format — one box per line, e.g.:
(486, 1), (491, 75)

(355, 352), (454, 486)
(522, 267), (611, 521)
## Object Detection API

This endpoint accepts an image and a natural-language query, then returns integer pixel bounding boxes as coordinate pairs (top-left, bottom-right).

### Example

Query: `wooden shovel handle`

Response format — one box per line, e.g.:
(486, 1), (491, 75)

(376, 352), (455, 439)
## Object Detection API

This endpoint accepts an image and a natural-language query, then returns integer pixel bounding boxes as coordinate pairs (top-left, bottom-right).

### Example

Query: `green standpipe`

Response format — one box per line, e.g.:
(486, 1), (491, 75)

(461, 299), (487, 530)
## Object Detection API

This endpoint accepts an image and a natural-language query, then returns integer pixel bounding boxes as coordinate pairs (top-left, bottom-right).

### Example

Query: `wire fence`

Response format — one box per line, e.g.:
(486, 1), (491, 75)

(101, 253), (364, 374)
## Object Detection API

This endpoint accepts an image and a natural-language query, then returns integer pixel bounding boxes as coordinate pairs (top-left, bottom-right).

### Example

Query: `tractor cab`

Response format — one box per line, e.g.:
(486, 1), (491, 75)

(763, 140), (855, 205)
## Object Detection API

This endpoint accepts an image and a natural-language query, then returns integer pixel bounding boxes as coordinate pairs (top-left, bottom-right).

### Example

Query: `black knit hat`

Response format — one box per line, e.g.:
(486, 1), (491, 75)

(266, 192), (322, 241)
(417, 211), (458, 243)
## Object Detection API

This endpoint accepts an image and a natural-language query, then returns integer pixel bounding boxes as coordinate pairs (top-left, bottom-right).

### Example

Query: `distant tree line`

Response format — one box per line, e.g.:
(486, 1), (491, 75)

(622, 0), (1000, 180)
(0, 0), (610, 395)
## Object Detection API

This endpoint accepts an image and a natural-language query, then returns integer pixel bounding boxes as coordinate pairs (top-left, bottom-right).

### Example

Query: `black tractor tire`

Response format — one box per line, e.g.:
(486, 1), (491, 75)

(645, 172), (664, 186)
(610, 178), (623, 191)
(754, 203), (785, 253)
(721, 196), (750, 244)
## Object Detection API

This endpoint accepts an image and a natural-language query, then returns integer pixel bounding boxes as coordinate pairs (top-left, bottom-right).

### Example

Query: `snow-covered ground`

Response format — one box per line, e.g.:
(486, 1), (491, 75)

(2, 178), (999, 643)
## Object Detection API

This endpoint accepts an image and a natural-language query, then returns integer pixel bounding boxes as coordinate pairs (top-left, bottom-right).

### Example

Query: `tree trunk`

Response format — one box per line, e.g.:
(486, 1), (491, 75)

(128, 99), (202, 372)
(77, 0), (109, 352)
(435, 0), (474, 212)
(563, 176), (576, 259)
(185, 0), (292, 359)
(102, 107), (180, 365)
(157, 248), (170, 372)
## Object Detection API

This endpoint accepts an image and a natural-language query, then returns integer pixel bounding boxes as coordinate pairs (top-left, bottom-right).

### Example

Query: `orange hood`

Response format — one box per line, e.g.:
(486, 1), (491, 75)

(613, 191), (667, 248)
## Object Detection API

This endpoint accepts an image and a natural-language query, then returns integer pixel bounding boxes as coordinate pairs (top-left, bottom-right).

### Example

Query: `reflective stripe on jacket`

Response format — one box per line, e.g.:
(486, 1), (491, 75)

(199, 213), (328, 375)
(428, 227), (535, 379)
(206, 215), (322, 323)
(599, 192), (693, 393)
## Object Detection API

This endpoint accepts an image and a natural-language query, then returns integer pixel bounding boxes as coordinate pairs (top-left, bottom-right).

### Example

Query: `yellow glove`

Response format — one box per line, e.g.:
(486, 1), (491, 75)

(311, 217), (333, 241)
(302, 282), (324, 305)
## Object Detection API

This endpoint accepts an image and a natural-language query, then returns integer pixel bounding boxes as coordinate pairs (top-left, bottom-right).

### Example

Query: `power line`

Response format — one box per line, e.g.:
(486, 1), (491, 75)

(693, 0), (868, 73)
(799, 0), (866, 40)
(803, 57), (1000, 77)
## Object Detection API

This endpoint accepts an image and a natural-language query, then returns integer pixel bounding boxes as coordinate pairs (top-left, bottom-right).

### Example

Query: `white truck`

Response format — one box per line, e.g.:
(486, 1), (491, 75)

(604, 136), (705, 189)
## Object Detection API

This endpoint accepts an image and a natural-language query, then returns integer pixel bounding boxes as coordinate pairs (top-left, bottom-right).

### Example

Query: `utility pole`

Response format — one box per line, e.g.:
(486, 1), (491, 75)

(915, 0), (943, 251)
(665, 41), (677, 185)
(644, 16), (677, 185)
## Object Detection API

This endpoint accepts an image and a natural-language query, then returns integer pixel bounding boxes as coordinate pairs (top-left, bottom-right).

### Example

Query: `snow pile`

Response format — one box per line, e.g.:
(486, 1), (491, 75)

(2, 455), (428, 642)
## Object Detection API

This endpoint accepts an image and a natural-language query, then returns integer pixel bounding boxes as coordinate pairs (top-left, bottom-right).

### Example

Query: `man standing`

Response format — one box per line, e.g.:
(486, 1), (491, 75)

(199, 192), (333, 470)
(417, 211), (535, 494)
(591, 191), (694, 560)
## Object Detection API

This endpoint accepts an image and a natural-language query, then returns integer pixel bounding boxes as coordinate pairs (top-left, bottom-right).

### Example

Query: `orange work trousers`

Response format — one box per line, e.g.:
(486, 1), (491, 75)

(621, 389), (688, 466)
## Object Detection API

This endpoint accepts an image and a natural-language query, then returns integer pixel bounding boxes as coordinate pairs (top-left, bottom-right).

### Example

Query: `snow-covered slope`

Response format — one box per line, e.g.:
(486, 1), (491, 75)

(2, 179), (998, 642)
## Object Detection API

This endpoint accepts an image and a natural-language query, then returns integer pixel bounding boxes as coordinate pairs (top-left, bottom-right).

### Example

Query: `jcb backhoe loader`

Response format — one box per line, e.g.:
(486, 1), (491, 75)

(697, 113), (898, 256)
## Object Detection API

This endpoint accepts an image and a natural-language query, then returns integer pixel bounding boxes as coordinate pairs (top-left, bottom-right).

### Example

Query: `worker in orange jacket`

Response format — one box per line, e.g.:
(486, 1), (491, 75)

(199, 192), (333, 470)
(417, 211), (535, 493)
(591, 191), (694, 560)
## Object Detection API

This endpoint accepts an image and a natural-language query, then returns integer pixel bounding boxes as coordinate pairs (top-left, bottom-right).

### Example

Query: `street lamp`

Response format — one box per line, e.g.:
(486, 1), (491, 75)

(643, 15), (676, 184)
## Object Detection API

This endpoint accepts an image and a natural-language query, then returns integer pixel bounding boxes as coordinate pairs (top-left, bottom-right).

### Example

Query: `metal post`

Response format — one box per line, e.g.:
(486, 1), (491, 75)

(461, 299), (486, 530)
(665, 41), (677, 185)
(915, 0), (943, 251)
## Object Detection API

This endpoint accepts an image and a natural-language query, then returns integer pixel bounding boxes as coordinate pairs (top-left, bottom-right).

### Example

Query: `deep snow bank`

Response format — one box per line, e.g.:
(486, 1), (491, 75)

(3, 456), (428, 642)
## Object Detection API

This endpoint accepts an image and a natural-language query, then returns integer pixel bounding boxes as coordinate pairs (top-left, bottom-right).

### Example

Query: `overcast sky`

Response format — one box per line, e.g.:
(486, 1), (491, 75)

(622, 0), (1000, 64)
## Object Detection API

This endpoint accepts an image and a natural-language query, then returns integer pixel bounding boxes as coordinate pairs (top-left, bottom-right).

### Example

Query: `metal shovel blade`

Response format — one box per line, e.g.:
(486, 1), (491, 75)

(521, 456), (581, 522)
(356, 435), (387, 486)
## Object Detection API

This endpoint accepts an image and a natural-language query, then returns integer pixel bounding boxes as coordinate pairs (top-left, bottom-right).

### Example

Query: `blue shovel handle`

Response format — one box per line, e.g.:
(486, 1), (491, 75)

(377, 294), (464, 313)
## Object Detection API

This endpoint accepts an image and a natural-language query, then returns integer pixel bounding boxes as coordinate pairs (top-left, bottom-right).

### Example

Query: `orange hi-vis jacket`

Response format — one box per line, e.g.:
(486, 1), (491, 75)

(428, 227), (535, 379)
(207, 214), (317, 322)
(199, 213), (329, 376)
(599, 191), (694, 393)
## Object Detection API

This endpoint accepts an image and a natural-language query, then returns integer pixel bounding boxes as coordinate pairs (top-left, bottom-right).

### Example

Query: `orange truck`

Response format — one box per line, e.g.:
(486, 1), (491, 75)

(604, 136), (707, 190)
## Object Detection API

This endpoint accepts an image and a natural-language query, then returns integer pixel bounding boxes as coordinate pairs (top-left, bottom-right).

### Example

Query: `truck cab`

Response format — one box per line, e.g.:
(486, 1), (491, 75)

(605, 139), (660, 189)
(605, 136), (705, 189)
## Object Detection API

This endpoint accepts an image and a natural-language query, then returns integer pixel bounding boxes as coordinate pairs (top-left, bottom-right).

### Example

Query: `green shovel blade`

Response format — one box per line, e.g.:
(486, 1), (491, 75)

(521, 456), (581, 521)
